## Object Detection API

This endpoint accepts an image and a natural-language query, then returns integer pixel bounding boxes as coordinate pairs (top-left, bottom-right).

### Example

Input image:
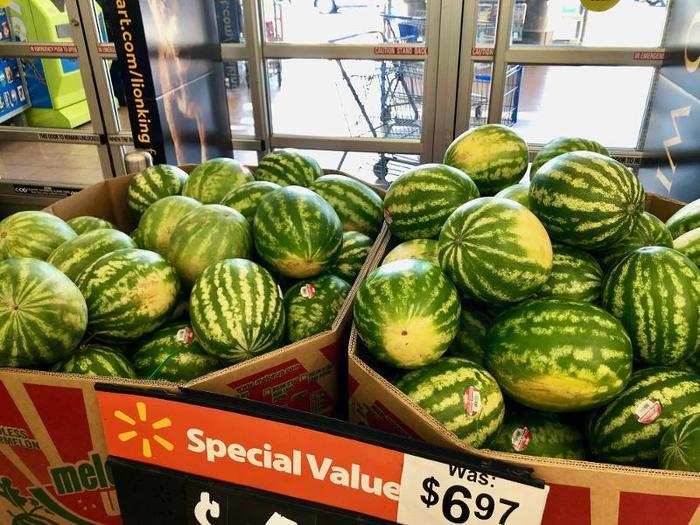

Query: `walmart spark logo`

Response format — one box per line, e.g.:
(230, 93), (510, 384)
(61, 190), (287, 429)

(113, 401), (174, 459)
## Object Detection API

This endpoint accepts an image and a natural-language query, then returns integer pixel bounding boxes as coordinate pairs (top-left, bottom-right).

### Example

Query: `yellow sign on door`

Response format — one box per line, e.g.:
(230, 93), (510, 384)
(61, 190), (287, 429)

(581, 0), (621, 12)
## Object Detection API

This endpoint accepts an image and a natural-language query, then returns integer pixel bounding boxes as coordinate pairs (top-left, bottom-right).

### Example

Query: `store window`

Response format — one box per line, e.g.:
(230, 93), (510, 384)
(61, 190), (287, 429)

(510, 0), (669, 46)
(506, 64), (655, 147)
(224, 60), (255, 137)
(296, 148), (419, 184)
(262, 0), (427, 44)
(268, 58), (424, 140)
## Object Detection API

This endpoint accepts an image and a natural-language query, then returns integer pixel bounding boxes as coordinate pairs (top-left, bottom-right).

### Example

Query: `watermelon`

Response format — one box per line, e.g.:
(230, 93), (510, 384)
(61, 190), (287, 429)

(673, 227), (700, 268)
(666, 197), (700, 238)
(131, 322), (221, 382)
(127, 164), (188, 216)
(487, 410), (586, 459)
(47, 229), (136, 283)
(486, 299), (633, 412)
(495, 183), (530, 209)
(168, 204), (252, 285)
(538, 244), (603, 303)
(598, 211), (673, 270)
(220, 180), (281, 220)
(55, 344), (136, 379)
(189, 258), (285, 362)
(284, 275), (351, 343)
(659, 413), (700, 472)
(0, 258), (87, 367)
(444, 124), (528, 195)
(687, 351), (700, 375)
(0, 211), (76, 261)
(254, 186), (342, 278)
(183, 158), (254, 204)
(131, 226), (145, 248)
(395, 357), (504, 447)
(530, 137), (609, 176)
(353, 259), (460, 369)
(137, 195), (202, 256)
(311, 175), (384, 237)
(438, 197), (553, 303)
(382, 164), (479, 240)
(382, 239), (439, 266)
(66, 216), (115, 235)
(602, 246), (699, 365)
(530, 152), (645, 250)
(587, 367), (700, 466)
(447, 304), (492, 366)
(328, 231), (372, 283)
(77, 248), (181, 340)
(254, 149), (323, 187)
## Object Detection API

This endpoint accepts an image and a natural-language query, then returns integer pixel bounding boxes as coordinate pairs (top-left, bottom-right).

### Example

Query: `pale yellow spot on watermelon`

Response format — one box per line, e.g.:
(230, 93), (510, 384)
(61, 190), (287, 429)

(275, 257), (325, 279)
(510, 373), (605, 409)
(513, 209), (553, 270)
(133, 271), (177, 318)
(382, 316), (448, 368)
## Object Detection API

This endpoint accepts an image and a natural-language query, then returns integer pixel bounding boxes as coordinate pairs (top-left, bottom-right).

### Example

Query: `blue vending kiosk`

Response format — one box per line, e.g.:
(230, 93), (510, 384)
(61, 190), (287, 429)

(0, 7), (31, 124)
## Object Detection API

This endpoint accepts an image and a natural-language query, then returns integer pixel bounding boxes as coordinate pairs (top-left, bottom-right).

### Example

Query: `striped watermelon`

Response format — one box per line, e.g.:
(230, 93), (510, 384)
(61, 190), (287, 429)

(55, 344), (136, 379)
(382, 164), (479, 240)
(311, 175), (384, 237)
(495, 183), (530, 209)
(67, 216), (115, 235)
(587, 367), (700, 466)
(190, 259), (285, 362)
(538, 244), (603, 303)
(131, 322), (221, 382)
(438, 197), (553, 303)
(131, 226), (145, 248)
(382, 239), (439, 266)
(168, 204), (252, 286)
(530, 151), (645, 250)
(353, 259), (460, 368)
(183, 158), (253, 204)
(284, 275), (351, 343)
(254, 149), (323, 187)
(673, 227), (700, 268)
(0, 258), (87, 367)
(666, 197), (700, 238)
(328, 231), (373, 282)
(220, 181), (281, 220)
(486, 299), (633, 412)
(487, 410), (586, 459)
(137, 195), (202, 256)
(447, 304), (492, 366)
(127, 164), (188, 216)
(688, 351), (700, 375)
(444, 124), (528, 195)
(659, 413), (700, 472)
(602, 246), (699, 365)
(395, 357), (504, 447)
(0, 211), (76, 261)
(598, 211), (673, 270)
(77, 249), (181, 340)
(254, 186), (342, 278)
(530, 137), (609, 176)
(47, 229), (136, 283)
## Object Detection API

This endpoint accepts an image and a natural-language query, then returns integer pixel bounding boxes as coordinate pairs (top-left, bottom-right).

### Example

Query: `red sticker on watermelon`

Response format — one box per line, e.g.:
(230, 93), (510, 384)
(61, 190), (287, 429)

(300, 283), (316, 299)
(176, 327), (194, 345)
(634, 398), (662, 424)
(511, 426), (531, 452)
(462, 386), (481, 417)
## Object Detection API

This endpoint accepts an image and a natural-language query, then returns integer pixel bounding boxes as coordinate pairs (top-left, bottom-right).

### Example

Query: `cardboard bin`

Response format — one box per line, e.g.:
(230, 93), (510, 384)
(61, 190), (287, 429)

(348, 194), (700, 525)
(0, 170), (386, 524)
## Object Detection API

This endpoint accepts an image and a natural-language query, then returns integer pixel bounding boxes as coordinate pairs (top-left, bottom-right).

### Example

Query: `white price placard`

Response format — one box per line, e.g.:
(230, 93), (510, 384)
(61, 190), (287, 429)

(396, 454), (549, 525)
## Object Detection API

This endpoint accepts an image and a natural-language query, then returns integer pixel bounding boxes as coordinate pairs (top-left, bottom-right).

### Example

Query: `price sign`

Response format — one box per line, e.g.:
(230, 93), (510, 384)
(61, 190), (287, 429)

(397, 455), (549, 524)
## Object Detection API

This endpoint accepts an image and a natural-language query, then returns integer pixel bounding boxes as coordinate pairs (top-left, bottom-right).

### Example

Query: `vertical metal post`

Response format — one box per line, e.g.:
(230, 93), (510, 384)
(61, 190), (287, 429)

(64, 0), (116, 178)
(453, 0), (480, 136)
(486, 0), (515, 124)
(242, 0), (273, 159)
(420, 0), (442, 162)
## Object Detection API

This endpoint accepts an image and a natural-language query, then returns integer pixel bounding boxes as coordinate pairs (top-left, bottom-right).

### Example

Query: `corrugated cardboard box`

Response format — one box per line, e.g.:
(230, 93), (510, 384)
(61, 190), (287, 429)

(0, 170), (385, 524)
(348, 194), (700, 525)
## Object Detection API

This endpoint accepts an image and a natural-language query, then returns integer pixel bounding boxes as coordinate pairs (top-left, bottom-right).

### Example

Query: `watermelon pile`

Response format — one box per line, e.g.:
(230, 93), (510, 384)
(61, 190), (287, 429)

(354, 127), (700, 471)
(0, 152), (381, 384)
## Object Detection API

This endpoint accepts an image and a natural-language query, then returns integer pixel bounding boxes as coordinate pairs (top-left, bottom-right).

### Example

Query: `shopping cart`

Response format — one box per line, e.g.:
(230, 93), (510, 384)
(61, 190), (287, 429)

(330, 11), (425, 184)
(470, 63), (523, 127)
(476, 1), (527, 45)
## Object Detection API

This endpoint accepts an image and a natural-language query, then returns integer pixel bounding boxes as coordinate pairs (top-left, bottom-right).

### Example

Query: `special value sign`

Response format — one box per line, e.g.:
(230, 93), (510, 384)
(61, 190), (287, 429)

(96, 390), (549, 524)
